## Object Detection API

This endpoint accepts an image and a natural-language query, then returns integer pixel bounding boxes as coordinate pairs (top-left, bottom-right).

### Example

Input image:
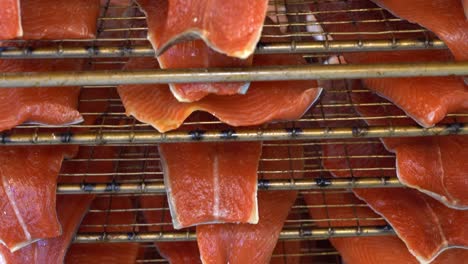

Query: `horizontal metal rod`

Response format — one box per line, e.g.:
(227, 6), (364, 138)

(0, 39), (446, 59)
(0, 62), (467, 87)
(57, 177), (402, 194)
(1, 124), (466, 145)
(73, 225), (394, 243)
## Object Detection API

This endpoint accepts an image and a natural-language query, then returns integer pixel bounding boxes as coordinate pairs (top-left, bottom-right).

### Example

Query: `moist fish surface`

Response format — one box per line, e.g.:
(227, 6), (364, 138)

(136, 0), (253, 102)
(351, 88), (468, 209)
(320, 137), (468, 263)
(0, 146), (78, 252)
(135, 0), (269, 59)
(117, 55), (322, 132)
(0, 195), (94, 263)
(159, 141), (262, 229)
(0, 59), (84, 131)
(0, 0), (22, 39)
(65, 196), (140, 263)
(371, 0), (468, 61)
(305, 191), (468, 264)
(196, 143), (303, 264)
(309, 1), (468, 128)
(140, 194), (202, 264)
(20, 0), (100, 40)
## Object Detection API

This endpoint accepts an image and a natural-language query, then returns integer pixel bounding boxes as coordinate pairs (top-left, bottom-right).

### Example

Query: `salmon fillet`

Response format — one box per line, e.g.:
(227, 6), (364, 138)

(20, 0), (100, 40)
(309, 1), (468, 128)
(140, 194), (202, 264)
(66, 196), (140, 263)
(65, 243), (140, 264)
(196, 143), (303, 264)
(0, 59), (84, 131)
(117, 55), (321, 133)
(305, 191), (467, 264)
(0, 195), (94, 263)
(0, 146), (78, 252)
(372, 0), (468, 61)
(135, 0), (268, 59)
(351, 88), (468, 209)
(159, 142), (262, 229)
(0, 0), (22, 39)
(321, 138), (468, 263)
(136, 0), (252, 102)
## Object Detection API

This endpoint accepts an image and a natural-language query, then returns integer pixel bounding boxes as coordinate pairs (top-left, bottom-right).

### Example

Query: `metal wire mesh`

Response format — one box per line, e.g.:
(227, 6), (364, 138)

(0, 0), (444, 58)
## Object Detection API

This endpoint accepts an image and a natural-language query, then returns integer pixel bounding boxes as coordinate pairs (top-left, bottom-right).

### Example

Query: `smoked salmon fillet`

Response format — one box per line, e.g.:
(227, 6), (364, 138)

(371, 0), (468, 61)
(0, 195), (94, 263)
(66, 196), (139, 263)
(0, 146), (78, 252)
(196, 143), (304, 264)
(140, 194), (202, 264)
(136, 0), (252, 102)
(0, 0), (22, 39)
(351, 89), (468, 209)
(159, 141), (262, 229)
(305, 191), (467, 264)
(20, 0), (100, 40)
(346, 50), (468, 128)
(309, 1), (468, 128)
(65, 243), (140, 264)
(118, 55), (321, 133)
(157, 41), (252, 102)
(0, 59), (84, 131)
(135, 0), (268, 59)
(321, 137), (468, 263)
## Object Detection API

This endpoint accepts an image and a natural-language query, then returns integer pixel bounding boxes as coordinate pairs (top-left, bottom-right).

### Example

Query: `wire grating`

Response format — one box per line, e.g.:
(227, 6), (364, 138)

(0, 0), (444, 58)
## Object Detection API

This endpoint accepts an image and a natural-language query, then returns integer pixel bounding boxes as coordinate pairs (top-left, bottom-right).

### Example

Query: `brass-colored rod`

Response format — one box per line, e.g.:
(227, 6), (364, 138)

(73, 226), (395, 243)
(0, 62), (467, 88)
(0, 39), (446, 59)
(56, 177), (402, 194)
(2, 124), (466, 145)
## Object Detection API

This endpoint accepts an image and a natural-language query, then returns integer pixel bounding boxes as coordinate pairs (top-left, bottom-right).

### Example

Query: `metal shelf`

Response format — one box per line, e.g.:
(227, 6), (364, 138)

(0, 39), (447, 59)
(1, 62), (466, 87)
(57, 177), (402, 194)
(73, 225), (395, 243)
(3, 123), (466, 145)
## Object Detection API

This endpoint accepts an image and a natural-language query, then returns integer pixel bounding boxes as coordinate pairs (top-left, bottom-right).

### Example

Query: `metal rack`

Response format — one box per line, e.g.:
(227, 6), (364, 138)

(1, 0), (467, 263)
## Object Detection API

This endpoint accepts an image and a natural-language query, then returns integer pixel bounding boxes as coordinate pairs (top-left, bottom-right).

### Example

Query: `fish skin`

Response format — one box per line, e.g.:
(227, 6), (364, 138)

(0, 195), (94, 264)
(0, 146), (78, 252)
(135, 0), (268, 59)
(136, 0), (252, 102)
(20, 0), (100, 40)
(117, 55), (321, 133)
(196, 143), (303, 264)
(159, 141), (262, 229)
(371, 0), (468, 61)
(0, 0), (22, 39)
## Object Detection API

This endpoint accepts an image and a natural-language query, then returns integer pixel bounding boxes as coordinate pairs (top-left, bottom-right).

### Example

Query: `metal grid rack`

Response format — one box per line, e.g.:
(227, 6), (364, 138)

(1, 0), (467, 263)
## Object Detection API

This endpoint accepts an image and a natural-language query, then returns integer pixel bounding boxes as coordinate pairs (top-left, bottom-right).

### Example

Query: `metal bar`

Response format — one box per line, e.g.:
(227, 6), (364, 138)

(1, 62), (467, 87)
(2, 123), (466, 145)
(73, 225), (394, 243)
(56, 177), (402, 194)
(0, 39), (446, 59)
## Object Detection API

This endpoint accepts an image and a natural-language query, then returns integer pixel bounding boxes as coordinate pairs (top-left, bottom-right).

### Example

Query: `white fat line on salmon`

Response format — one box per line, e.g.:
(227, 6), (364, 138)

(0, 252), (6, 264)
(435, 142), (457, 204)
(2, 176), (32, 248)
(212, 155), (220, 219)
